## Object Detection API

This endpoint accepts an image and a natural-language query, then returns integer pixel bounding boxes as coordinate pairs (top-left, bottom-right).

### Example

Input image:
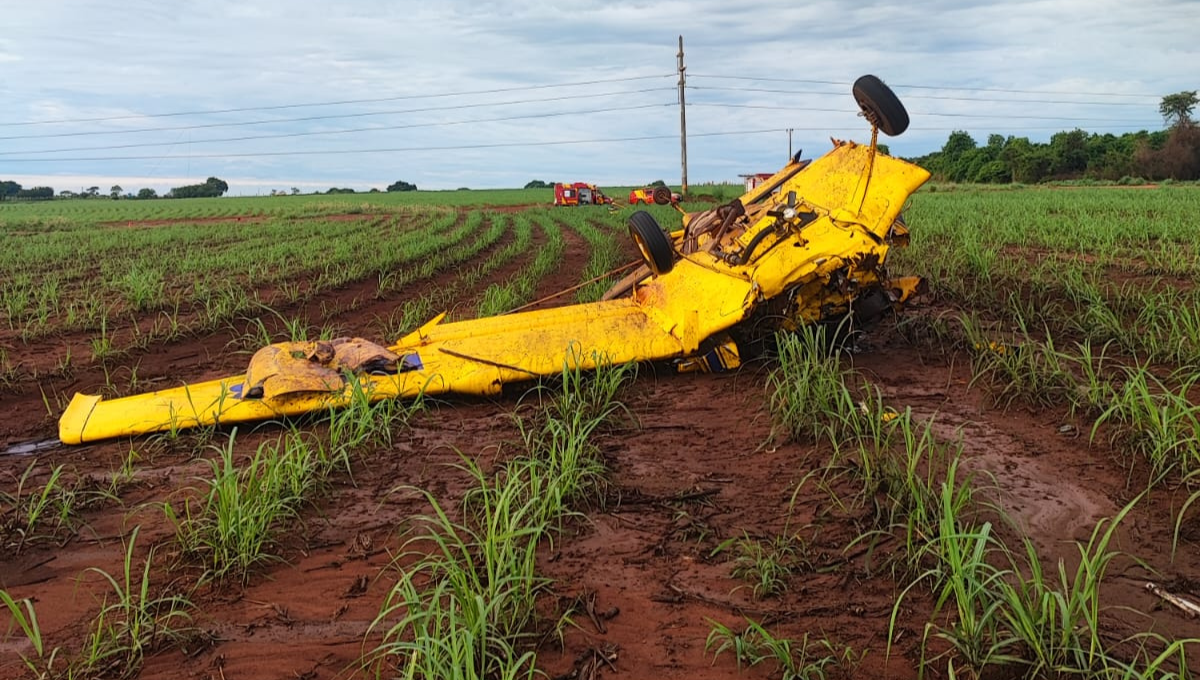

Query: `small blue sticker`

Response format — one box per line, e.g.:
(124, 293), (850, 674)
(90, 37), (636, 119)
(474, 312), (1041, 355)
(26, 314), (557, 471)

(401, 353), (423, 372)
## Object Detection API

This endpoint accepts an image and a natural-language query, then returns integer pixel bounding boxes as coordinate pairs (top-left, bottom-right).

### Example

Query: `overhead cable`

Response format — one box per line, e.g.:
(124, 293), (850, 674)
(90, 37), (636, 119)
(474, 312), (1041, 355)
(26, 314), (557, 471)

(0, 74), (676, 127)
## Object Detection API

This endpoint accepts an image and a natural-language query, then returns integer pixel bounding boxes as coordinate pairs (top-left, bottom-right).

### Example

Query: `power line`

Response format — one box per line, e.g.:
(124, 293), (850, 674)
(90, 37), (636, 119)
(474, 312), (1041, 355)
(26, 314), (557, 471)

(0, 74), (676, 127)
(757, 125), (1159, 132)
(898, 125), (1159, 131)
(8, 97), (1157, 159)
(0, 122), (1168, 165)
(691, 102), (850, 115)
(0, 129), (790, 163)
(0, 103), (676, 156)
(688, 74), (1159, 99)
(3, 95), (1158, 157)
(2, 72), (1151, 131)
(1, 75), (1161, 156)
(688, 85), (1152, 107)
(688, 102), (1156, 123)
(0, 87), (677, 142)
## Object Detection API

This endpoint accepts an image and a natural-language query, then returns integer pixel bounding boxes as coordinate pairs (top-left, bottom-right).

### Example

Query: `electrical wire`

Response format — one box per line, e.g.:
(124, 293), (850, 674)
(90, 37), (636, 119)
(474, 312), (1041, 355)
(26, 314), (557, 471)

(0, 129), (787, 163)
(1, 72), (1151, 131)
(0, 87), (677, 142)
(688, 74), (1159, 99)
(687, 102), (1156, 123)
(688, 85), (1152, 107)
(0, 73), (676, 127)
(2, 119), (1169, 164)
(13, 95), (1148, 157)
(0, 103), (676, 156)
(0, 73), (1170, 166)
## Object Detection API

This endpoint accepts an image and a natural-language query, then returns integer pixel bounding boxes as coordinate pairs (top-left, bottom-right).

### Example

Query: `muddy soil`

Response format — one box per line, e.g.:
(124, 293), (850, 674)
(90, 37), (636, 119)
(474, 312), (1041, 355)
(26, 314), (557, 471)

(2, 213), (1198, 680)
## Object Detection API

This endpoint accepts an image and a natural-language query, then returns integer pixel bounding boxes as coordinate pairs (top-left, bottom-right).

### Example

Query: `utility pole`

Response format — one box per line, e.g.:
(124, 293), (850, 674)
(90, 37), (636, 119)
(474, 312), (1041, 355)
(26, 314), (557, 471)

(787, 128), (794, 161)
(677, 35), (688, 195)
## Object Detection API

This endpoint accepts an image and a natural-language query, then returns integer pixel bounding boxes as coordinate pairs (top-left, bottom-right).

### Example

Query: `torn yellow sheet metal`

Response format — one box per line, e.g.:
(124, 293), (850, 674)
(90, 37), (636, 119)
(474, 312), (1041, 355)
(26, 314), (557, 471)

(60, 298), (699, 444)
(59, 87), (931, 444)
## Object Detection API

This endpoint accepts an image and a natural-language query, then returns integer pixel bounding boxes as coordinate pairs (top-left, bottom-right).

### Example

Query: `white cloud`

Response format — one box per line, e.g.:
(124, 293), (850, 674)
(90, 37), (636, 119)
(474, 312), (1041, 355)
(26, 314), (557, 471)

(0, 37), (19, 64)
(0, 0), (1193, 193)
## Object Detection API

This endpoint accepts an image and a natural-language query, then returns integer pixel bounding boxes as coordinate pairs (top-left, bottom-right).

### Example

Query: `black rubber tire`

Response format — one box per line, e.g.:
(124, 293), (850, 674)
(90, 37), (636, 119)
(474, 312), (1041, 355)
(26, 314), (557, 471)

(652, 186), (673, 205)
(852, 75), (909, 137)
(628, 211), (675, 276)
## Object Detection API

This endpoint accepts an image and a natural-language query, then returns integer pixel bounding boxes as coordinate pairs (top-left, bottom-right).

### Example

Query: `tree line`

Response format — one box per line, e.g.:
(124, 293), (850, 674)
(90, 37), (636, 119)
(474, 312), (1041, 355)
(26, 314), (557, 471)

(907, 126), (1199, 184)
(908, 91), (1200, 184)
(0, 176), (230, 201)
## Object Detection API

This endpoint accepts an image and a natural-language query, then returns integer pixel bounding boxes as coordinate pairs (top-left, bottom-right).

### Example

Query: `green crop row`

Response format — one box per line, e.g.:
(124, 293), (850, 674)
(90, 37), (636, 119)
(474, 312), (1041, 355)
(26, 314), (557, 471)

(367, 358), (633, 679)
(475, 213), (564, 317)
(0, 208), (504, 370)
(768, 325), (1199, 678)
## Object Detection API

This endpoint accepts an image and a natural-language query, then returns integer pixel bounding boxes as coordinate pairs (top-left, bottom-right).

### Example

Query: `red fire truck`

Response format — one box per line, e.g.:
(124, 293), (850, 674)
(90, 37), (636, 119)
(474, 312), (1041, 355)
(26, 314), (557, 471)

(553, 182), (613, 206)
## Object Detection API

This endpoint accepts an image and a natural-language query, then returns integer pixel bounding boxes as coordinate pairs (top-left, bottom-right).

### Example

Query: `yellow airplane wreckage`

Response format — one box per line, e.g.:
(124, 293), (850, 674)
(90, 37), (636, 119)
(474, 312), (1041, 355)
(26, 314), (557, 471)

(59, 75), (930, 445)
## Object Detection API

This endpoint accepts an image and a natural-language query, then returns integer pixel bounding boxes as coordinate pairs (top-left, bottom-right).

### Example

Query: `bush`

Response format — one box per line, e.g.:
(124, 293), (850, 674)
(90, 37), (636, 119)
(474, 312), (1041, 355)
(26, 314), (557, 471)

(972, 160), (1010, 184)
(168, 177), (228, 199)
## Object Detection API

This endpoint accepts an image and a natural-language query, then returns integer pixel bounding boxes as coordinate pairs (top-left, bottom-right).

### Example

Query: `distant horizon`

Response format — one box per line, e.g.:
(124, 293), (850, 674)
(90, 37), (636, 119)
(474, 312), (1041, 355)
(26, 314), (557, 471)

(5, 122), (1181, 198)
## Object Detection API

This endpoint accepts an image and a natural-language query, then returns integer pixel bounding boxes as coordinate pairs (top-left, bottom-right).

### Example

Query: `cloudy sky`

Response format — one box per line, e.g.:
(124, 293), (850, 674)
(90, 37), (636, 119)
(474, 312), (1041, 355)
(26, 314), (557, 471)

(1, 0), (1194, 195)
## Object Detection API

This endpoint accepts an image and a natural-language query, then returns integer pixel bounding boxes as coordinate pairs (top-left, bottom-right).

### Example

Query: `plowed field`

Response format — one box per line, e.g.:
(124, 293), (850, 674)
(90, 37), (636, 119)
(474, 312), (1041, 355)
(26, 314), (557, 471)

(2, 190), (1199, 680)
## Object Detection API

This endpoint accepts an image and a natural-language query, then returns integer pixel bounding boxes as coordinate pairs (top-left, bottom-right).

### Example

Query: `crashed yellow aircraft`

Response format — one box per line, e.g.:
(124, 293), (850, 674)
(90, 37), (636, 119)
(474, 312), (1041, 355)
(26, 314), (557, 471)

(59, 75), (930, 444)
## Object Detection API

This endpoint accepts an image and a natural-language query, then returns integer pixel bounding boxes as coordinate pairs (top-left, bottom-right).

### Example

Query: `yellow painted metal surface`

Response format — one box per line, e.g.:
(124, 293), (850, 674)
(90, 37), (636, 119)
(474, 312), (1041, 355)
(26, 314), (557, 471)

(58, 140), (930, 444)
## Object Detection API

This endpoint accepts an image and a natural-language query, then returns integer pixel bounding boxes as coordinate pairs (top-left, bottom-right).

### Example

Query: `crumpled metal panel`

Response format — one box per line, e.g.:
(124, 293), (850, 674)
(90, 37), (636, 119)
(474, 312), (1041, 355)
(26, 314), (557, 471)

(59, 141), (930, 444)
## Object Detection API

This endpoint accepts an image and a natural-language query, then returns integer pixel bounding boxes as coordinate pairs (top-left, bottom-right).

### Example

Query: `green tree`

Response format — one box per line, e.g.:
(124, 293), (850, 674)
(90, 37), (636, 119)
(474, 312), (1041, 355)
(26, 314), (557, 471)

(1160, 91), (1198, 128)
(973, 160), (1009, 183)
(931, 131), (979, 181)
(942, 130), (977, 157)
(955, 134), (1008, 182)
(1001, 137), (1049, 183)
(137, 188), (158, 199)
(1084, 133), (1129, 180)
(1049, 129), (1090, 176)
(524, 180), (551, 189)
(110, 185), (123, 200)
(17, 186), (54, 200)
(204, 177), (229, 195)
(386, 180), (417, 192)
(167, 176), (229, 198)
(916, 126), (1189, 185)
(0, 180), (20, 201)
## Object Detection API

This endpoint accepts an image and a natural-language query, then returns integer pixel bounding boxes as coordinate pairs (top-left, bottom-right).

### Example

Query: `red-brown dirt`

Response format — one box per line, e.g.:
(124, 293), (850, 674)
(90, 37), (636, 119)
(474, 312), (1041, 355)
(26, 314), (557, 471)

(1, 213), (1198, 680)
